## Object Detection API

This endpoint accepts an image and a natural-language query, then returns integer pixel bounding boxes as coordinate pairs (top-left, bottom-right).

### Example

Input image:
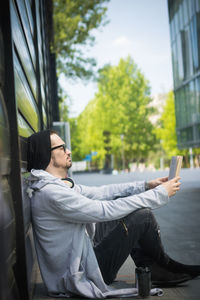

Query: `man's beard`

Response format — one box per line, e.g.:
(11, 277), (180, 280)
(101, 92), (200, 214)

(67, 161), (72, 169)
(52, 160), (72, 170)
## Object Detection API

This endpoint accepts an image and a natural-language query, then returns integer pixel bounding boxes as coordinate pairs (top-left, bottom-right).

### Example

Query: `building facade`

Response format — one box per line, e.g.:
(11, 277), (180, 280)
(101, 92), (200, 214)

(168, 0), (200, 148)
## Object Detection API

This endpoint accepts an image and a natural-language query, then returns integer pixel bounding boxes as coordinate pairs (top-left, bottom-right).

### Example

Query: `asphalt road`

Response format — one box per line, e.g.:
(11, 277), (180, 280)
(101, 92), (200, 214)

(73, 168), (200, 299)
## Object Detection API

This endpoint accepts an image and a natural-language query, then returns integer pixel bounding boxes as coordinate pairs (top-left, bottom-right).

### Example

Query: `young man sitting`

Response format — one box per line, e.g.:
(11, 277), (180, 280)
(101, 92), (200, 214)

(25, 130), (200, 298)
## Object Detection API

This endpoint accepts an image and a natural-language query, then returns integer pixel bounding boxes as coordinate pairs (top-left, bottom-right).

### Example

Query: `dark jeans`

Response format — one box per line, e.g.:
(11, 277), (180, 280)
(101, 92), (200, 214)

(94, 208), (169, 284)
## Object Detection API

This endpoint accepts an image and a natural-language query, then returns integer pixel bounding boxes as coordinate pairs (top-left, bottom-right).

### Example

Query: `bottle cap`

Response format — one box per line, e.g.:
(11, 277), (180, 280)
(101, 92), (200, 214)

(136, 266), (150, 273)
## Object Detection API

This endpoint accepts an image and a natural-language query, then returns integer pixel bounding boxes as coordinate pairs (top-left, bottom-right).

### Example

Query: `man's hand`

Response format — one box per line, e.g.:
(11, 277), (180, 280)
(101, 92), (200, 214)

(161, 177), (181, 197)
(147, 176), (168, 189)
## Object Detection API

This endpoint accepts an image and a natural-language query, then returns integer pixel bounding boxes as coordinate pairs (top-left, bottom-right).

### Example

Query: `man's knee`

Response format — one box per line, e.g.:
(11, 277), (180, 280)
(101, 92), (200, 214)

(123, 208), (156, 228)
(127, 207), (151, 219)
(135, 207), (151, 216)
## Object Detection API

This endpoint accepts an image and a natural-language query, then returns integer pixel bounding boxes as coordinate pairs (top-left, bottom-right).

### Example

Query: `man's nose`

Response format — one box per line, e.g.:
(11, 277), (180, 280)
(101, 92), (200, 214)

(66, 149), (71, 155)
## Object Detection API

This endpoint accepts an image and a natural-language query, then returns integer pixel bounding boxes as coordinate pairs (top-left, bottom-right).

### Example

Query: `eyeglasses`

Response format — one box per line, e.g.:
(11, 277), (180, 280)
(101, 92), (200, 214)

(51, 144), (66, 152)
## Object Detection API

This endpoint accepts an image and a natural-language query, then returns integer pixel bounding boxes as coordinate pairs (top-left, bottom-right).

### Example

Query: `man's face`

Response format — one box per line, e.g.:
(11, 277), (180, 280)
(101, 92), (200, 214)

(50, 134), (72, 169)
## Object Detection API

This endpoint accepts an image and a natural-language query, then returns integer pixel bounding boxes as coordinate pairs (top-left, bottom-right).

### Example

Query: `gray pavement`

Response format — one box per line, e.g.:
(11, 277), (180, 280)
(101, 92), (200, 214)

(33, 168), (200, 299)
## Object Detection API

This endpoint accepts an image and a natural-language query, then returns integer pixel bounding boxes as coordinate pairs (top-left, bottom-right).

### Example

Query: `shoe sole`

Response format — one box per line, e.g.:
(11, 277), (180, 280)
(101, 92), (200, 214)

(152, 276), (192, 287)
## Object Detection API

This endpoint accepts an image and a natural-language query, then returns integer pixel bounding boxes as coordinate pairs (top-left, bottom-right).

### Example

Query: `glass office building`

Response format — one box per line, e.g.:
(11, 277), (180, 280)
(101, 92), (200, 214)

(168, 0), (200, 148)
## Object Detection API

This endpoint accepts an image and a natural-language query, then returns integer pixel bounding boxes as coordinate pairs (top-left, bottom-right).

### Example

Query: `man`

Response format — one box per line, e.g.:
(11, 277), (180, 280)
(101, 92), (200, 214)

(25, 130), (200, 298)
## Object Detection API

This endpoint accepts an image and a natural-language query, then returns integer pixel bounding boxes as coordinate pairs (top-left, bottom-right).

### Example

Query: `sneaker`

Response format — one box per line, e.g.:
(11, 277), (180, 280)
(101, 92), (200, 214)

(150, 263), (192, 287)
(166, 257), (200, 278)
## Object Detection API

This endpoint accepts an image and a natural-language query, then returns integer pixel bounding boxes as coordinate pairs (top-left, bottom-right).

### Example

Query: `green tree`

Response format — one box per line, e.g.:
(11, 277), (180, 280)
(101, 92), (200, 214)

(75, 56), (156, 169)
(53, 0), (110, 80)
(69, 118), (82, 161)
(156, 91), (179, 158)
(76, 99), (105, 167)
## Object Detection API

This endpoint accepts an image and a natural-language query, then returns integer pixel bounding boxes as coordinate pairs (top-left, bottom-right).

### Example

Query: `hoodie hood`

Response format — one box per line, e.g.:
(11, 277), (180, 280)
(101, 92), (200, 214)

(25, 169), (71, 197)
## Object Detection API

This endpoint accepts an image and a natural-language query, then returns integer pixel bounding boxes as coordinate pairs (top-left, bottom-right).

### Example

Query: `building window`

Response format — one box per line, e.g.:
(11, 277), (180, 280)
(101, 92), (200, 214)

(175, 89), (181, 128)
(196, 0), (200, 12)
(196, 12), (200, 70)
(190, 15), (199, 70)
(181, 26), (193, 79)
(195, 77), (200, 118)
(189, 80), (196, 124)
(180, 88), (185, 128)
(179, 1), (184, 30)
(183, 0), (189, 26)
(172, 42), (178, 87)
(188, 0), (195, 21)
(177, 33), (184, 82)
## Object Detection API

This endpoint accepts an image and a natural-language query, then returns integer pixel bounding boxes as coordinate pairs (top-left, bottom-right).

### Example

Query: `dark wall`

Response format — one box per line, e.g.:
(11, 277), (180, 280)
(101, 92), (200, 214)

(0, 0), (58, 299)
(0, 25), (19, 300)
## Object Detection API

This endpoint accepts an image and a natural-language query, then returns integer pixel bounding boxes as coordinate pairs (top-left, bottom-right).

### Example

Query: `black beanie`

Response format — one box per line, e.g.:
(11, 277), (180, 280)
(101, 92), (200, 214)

(27, 130), (51, 172)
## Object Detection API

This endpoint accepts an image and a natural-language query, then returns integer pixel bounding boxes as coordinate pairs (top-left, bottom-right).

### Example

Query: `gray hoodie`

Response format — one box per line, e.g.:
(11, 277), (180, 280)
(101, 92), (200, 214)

(25, 169), (168, 298)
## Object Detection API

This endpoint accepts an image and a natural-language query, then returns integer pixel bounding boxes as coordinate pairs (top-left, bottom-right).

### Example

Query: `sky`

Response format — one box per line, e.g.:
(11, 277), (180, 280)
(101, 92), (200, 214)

(59, 0), (173, 118)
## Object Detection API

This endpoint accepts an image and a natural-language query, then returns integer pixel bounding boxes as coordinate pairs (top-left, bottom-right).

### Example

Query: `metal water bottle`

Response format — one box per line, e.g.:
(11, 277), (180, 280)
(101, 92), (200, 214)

(135, 266), (151, 298)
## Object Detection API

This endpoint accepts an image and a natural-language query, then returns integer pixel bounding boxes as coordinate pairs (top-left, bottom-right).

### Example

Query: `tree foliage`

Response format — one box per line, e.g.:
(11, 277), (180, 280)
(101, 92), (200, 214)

(156, 91), (178, 157)
(53, 0), (110, 80)
(69, 118), (82, 161)
(74, 56), (156, 169)
(156, 91), (182, 159)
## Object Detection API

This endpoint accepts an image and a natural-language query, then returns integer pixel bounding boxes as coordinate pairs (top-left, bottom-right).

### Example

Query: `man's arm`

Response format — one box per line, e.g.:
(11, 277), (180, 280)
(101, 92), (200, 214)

(75, 176), (170, 200)
(36, 177), (180, 224)
(42, 183), (169, 224)
(146, 176), (168, 190)
(75, 181), (146, 200)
